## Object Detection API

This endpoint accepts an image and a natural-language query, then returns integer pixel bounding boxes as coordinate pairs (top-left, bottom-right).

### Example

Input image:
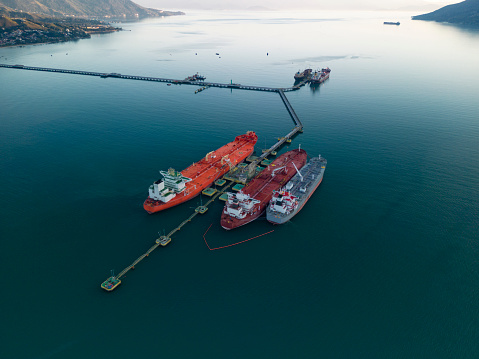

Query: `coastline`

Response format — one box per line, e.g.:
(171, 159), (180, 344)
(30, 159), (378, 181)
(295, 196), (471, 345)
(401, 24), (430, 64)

(0, 7), (182, 49)
(0, 25), (122, 48)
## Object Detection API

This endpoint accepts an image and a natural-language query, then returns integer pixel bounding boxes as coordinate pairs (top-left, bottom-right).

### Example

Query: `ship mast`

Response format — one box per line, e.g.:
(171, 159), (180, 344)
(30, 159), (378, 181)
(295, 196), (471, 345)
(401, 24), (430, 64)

(292, 162), (303, 182)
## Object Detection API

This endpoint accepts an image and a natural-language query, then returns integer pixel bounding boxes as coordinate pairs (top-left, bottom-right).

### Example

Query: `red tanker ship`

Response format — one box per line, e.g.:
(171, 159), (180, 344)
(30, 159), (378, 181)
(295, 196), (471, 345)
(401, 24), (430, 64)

(221, 148), (307, 230)
(144, 131), (258, 214)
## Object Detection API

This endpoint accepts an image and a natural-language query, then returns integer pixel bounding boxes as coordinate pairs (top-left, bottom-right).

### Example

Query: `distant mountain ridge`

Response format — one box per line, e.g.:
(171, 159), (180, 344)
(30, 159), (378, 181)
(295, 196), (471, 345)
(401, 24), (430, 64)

(412, 0), (479, 26)
(0, 0), (183, 18)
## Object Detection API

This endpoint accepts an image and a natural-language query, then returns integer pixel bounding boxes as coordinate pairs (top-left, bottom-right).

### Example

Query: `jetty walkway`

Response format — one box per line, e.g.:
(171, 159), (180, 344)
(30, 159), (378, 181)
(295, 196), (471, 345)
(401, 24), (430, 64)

(113, 181), (234, 281)
(0, 63), (301, 92)
(0, 62), (319, 291)
(239, 90), (303, 177)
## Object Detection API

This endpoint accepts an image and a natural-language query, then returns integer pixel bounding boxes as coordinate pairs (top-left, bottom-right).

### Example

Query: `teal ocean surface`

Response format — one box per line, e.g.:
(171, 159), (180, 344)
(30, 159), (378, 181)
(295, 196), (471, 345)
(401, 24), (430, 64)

(1, 10), (479, 358)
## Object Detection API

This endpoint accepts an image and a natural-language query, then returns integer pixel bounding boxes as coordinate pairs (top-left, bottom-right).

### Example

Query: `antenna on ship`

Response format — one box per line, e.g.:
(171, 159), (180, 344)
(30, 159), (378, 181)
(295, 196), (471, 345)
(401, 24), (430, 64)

(111, 269), (115, 278)
(299, 144), (301, 152)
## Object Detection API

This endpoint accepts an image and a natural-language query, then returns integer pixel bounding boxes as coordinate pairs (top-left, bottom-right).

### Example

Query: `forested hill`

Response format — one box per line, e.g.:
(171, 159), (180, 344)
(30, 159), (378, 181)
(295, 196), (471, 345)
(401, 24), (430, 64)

(0, 0), (183, 18)
(412, 0), (479, 26)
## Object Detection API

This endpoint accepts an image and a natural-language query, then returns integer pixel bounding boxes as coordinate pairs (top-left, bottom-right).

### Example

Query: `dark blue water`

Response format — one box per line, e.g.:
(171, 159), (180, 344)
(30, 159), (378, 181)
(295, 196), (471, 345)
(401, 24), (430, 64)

(1, 10), (478, 358)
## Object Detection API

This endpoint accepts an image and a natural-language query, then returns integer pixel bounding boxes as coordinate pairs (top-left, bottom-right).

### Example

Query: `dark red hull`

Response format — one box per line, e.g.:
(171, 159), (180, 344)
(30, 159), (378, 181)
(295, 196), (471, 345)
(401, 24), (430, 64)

(221, 149), (307, 230)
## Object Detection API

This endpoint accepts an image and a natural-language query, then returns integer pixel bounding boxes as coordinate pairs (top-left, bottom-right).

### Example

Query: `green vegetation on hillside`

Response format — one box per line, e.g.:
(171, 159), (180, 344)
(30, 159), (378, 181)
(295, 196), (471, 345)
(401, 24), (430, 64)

(412, 0), (479, 26)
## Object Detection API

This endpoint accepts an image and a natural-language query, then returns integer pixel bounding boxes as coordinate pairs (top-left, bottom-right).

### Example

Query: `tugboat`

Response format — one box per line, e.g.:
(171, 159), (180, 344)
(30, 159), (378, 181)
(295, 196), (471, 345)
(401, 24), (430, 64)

(266, 155), (327, 224)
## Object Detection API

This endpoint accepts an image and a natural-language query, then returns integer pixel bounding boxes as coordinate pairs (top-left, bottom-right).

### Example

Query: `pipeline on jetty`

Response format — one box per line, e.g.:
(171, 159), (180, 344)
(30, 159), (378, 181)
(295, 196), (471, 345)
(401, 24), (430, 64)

(0, 63), (318, 291)
(105, 90), (303, 289)
(234, 89), (304, 182)
(109, 181), (234, 284)
(100, 88), (304, 290)
(0, 63), (299, 92)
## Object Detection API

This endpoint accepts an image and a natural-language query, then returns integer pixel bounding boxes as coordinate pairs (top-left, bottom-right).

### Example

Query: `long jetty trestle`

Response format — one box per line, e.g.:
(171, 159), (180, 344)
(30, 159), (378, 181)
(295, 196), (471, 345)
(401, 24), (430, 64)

(104, 88), (303, 290)
(111, 180), (235, 283)
(0, 63), (311, 291)
(0, 63), (300, 92)
(238, 90), (303, 180)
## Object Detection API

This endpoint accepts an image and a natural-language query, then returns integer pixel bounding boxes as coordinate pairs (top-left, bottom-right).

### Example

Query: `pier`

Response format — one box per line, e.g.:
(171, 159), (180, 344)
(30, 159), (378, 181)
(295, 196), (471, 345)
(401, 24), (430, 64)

(102, 87), (306, 290)
(0, 63), (326, 291)
(109, 180), (235, 284)
(0, 63), (299, 92)
(232, 90), (304, 182)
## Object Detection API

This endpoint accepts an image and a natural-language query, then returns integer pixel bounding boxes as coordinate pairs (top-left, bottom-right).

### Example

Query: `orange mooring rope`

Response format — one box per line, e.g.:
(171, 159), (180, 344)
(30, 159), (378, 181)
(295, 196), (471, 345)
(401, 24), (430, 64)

(203, 223), (274, 250)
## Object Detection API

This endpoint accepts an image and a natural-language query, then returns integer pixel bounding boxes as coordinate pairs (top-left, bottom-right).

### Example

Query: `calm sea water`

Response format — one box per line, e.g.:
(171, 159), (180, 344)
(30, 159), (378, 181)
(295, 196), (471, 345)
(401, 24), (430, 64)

(1, 10), (479, 358)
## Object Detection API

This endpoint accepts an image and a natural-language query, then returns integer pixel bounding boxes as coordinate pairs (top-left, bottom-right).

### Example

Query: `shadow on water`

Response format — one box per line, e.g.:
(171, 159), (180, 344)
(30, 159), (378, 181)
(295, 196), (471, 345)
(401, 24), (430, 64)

(310, 83), (321, 94)
(419, 20), (479, 36)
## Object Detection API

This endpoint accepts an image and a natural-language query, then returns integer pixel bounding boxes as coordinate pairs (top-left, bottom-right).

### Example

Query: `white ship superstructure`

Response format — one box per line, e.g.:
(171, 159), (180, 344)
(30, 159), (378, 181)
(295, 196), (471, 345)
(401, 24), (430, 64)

(269, 190), (299, 214)
(224, 191), (260, 219)
(148, 168), (192, 203)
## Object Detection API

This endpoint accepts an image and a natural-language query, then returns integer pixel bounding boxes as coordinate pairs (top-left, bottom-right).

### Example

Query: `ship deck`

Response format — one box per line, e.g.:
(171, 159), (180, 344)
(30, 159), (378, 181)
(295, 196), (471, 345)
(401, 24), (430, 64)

(266, 157), (327, 222)
(221, 149), (308, 229)
(144, 133), (257, 212)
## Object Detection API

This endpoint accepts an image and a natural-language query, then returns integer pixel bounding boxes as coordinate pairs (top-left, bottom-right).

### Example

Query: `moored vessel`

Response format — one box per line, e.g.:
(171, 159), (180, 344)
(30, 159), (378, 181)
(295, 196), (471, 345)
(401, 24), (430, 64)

(266, 155), (326, 224)
(310, 68), (331, 84)
(185, 73), (206, 81)
(294, 68), (312, 80)
(144, 131), (258, 214)
(221, 148), (308, 230)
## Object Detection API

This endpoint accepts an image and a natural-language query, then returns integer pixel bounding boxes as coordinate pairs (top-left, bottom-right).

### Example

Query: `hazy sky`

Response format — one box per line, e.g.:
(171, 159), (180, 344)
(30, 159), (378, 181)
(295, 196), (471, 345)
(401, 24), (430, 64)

(136, 0), (457, 11)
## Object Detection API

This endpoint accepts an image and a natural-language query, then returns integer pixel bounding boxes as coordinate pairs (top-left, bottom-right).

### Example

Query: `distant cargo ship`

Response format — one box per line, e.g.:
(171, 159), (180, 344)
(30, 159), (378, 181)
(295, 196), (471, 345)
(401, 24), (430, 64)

(144, 131), (258, 214)
(266, 155), (327, 224)
(384, 22), (400, 25)
(221, 148), (307, 230)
